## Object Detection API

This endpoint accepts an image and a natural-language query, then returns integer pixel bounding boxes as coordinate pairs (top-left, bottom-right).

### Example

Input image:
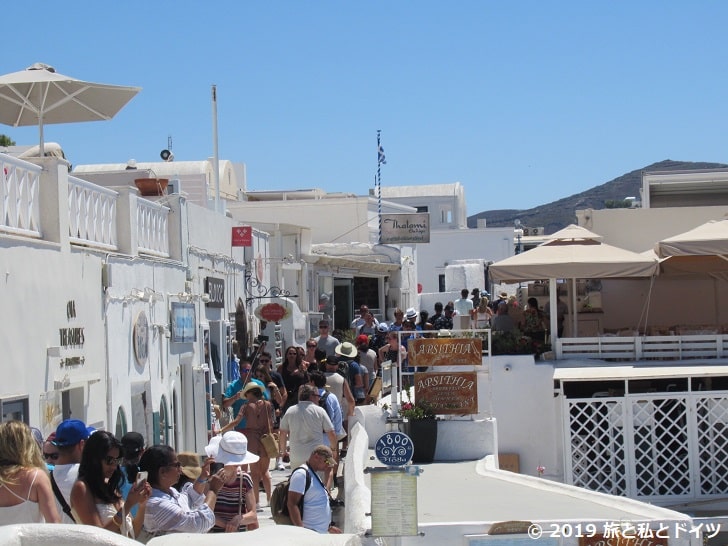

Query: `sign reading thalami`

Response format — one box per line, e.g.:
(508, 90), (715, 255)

(380, 213), (430, 244)
(408, 338), (482, 367)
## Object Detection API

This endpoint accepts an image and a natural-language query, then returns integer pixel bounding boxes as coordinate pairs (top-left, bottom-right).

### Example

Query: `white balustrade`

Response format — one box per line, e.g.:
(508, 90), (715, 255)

(136, 198), (170, 257)
(68, 175), (118, 250)
(0, 155), (41, 237)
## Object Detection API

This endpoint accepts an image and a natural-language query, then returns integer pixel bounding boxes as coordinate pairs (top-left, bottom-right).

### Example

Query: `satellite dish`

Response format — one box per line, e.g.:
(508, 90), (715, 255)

(160, 149), (174, 162)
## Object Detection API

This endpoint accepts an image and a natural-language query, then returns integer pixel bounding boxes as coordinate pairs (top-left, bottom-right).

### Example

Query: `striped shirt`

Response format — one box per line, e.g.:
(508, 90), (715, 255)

(143, 482), (215, 534)
(211, 472), (254, 532)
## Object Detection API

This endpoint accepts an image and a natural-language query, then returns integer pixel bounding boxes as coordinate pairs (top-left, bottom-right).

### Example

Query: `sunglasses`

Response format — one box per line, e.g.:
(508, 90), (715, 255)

(259, 359), (271, 363)
(241, 367), (252, 372)
(306, 344), (316, 349)
(318, 325), (329, 329)
(43, 452), (59, 461)
(104, 456), (124, 466)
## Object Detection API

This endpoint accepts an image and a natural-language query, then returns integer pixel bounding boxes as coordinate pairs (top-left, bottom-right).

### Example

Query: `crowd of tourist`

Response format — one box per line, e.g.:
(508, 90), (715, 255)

(0, 292), (549, 538)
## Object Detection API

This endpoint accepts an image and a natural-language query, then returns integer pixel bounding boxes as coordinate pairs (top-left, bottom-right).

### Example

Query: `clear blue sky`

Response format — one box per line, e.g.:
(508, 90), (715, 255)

(4, 1), (728, 213)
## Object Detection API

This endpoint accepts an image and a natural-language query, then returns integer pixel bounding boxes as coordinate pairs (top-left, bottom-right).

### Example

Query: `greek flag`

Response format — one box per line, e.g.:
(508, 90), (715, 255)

(378, 144), (386, 165)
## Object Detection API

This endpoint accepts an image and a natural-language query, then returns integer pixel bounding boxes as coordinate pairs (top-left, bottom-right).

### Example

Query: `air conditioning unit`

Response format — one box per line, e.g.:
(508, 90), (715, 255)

(523, 227), (544, 236)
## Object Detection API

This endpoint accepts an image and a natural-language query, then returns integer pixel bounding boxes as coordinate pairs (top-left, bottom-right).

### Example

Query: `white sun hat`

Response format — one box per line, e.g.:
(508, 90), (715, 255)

(205, 431), (259, 465)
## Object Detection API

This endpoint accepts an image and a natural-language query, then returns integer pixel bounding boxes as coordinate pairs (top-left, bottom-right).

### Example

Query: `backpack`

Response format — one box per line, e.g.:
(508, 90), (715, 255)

(270, 465), (312, 525)
(318, 391), (333, 420)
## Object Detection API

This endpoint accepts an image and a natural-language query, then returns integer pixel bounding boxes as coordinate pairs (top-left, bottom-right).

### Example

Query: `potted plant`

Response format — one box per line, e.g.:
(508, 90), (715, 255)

(400, 388), (438, 463)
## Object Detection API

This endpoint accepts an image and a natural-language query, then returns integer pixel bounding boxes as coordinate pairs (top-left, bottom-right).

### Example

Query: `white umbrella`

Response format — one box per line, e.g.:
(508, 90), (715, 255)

(0, 63), (141, 155)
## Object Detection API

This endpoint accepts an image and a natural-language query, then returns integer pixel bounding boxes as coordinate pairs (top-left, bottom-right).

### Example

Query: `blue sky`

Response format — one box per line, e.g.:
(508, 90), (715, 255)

(3, 1), (728, 213)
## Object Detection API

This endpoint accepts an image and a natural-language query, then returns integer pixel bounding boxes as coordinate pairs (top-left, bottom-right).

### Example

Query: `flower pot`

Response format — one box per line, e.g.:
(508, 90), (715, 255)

(134, 178), (168, 196)
(403, 419), (437, 463)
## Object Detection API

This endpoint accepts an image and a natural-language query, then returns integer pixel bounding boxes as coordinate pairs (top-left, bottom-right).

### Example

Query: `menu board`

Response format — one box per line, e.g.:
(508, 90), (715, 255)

(370, 470), (418, 536)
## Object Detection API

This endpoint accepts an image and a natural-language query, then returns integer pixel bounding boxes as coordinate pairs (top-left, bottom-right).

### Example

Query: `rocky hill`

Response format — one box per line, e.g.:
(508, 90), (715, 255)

(467, 160), (728, 234)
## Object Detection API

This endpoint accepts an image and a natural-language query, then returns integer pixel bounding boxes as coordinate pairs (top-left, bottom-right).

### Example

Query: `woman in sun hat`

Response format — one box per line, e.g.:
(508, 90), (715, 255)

(205, 431), (259, 532)
(138, 445), (222, 538)
(238, 382), (274, 506)
(174, 452), (202, 491)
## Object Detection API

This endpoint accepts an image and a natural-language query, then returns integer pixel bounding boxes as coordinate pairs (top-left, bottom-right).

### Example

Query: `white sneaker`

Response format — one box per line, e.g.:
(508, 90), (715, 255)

(276, 461), (286, 471)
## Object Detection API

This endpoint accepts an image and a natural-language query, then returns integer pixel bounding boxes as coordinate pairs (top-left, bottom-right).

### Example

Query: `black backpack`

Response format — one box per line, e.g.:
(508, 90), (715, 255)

(270, 465), (312, 525)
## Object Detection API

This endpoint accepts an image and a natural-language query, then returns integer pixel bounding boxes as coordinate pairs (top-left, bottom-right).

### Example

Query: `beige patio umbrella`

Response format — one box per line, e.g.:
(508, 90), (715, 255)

(490, 224), (659, 339)
(655, 219), (728, 281)
(0, 63), (141, 156)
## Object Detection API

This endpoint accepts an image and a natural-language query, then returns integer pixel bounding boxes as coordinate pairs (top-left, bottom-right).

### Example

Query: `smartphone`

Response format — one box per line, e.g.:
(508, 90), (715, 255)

(210, 462), (224, 473)
(135, 471), (148, 488)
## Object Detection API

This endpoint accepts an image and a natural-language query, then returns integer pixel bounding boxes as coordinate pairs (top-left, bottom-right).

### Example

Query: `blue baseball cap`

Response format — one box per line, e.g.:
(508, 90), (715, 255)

(52, 419), (95, 447)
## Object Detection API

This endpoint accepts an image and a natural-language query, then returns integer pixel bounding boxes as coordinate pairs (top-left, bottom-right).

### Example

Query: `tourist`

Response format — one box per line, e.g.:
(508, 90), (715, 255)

(205, 432), (259, 532)
(42, 433), (59, 472)
(279, 346), (306, 415)
(286, 445), (341, 534)
(278, 385), (337, 471)
(492, 301), (516, 332)
(70, 430), (150, 537)
(523, 297), (547, 343)
(315, 319), (340, 359)
(453, 288), (474, 329)
(50, 418), (94, 523)
(0, 420), (61, 524)
(139, 445), (222, 538)
(119, 431), (145, 513)
(471, 297), (493, 329)
(238, 382), (274, 505)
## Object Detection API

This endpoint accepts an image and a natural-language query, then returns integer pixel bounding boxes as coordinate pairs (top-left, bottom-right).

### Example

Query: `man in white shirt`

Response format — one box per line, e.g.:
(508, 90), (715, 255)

(287, 445), (342, 534)
(50, 419), (94, 523)
(350, 304), (379, 330)
(453, 288), (474, 330)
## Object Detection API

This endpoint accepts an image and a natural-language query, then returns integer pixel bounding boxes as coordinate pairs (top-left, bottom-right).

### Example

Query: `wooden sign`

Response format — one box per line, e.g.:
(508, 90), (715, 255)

(414, 371), (478, 414)
(408, 337), (482, 367)
(489, 521), (533, 535)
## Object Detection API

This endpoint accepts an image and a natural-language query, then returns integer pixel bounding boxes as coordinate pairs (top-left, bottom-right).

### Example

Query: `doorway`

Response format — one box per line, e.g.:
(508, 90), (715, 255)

(333, 279), (353, 331)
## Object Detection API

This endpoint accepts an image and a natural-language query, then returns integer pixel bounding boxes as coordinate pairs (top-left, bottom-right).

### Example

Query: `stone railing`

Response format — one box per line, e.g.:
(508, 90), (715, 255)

(0, 154), (41, 237)
(557, 334), (728, 361)
(68, 175), (118, 250)
(136, 198), (169, 257)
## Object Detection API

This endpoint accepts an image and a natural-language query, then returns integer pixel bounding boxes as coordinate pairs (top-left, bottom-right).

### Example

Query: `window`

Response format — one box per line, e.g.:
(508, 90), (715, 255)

(440, 206), (452, 224)
(416, 206), (428, 213)
(1, 397), (28, 422)
(438, 275), (446, 292)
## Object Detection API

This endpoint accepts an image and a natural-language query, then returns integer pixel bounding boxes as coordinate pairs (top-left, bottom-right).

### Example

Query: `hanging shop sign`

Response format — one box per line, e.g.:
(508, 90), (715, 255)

(408, 337), (482, 367)
(380, 213), (430, 244)
(231, 225), (252, 247)
(205, 277), (224, 308)
(413, 371), (478, 415)
(254, 302), (291, 323)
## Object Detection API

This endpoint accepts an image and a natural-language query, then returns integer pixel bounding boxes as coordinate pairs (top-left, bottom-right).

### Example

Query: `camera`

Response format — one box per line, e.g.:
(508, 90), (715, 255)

(256, 334), (269, 343)
(210, 462), (225, 473)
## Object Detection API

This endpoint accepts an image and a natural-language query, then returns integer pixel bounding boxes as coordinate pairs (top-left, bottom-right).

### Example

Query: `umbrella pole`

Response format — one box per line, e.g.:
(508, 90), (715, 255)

(39, 114), (44, 157)
(549, 278), (558, 351)
(571, 278), (577, 337)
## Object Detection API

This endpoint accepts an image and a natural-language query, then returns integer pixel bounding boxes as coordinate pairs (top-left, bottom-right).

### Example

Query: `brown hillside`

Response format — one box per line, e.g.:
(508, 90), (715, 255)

(468, 160), (728, 234)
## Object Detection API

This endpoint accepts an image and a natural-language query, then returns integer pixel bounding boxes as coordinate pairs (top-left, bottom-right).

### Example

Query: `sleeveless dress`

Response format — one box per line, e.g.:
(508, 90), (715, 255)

(210, 472), (254, 532)
(0, 469), (43, 524)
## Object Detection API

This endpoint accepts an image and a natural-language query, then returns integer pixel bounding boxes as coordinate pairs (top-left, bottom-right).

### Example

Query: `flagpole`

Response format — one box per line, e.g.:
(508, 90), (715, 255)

(377, 130), (384, 243)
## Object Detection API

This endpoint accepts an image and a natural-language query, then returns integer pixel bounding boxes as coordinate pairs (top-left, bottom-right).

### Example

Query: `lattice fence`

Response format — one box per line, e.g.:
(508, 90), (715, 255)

(564, 392), (728, 502)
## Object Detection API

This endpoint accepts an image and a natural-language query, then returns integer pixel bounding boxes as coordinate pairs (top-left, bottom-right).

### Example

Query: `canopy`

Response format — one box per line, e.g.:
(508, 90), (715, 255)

(655, 219), (728, 258)
(654, 219), (728, 281)
(0, 63), (140, 155)
(490, 226), (658, 283)
(490, 225), (658, 341)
